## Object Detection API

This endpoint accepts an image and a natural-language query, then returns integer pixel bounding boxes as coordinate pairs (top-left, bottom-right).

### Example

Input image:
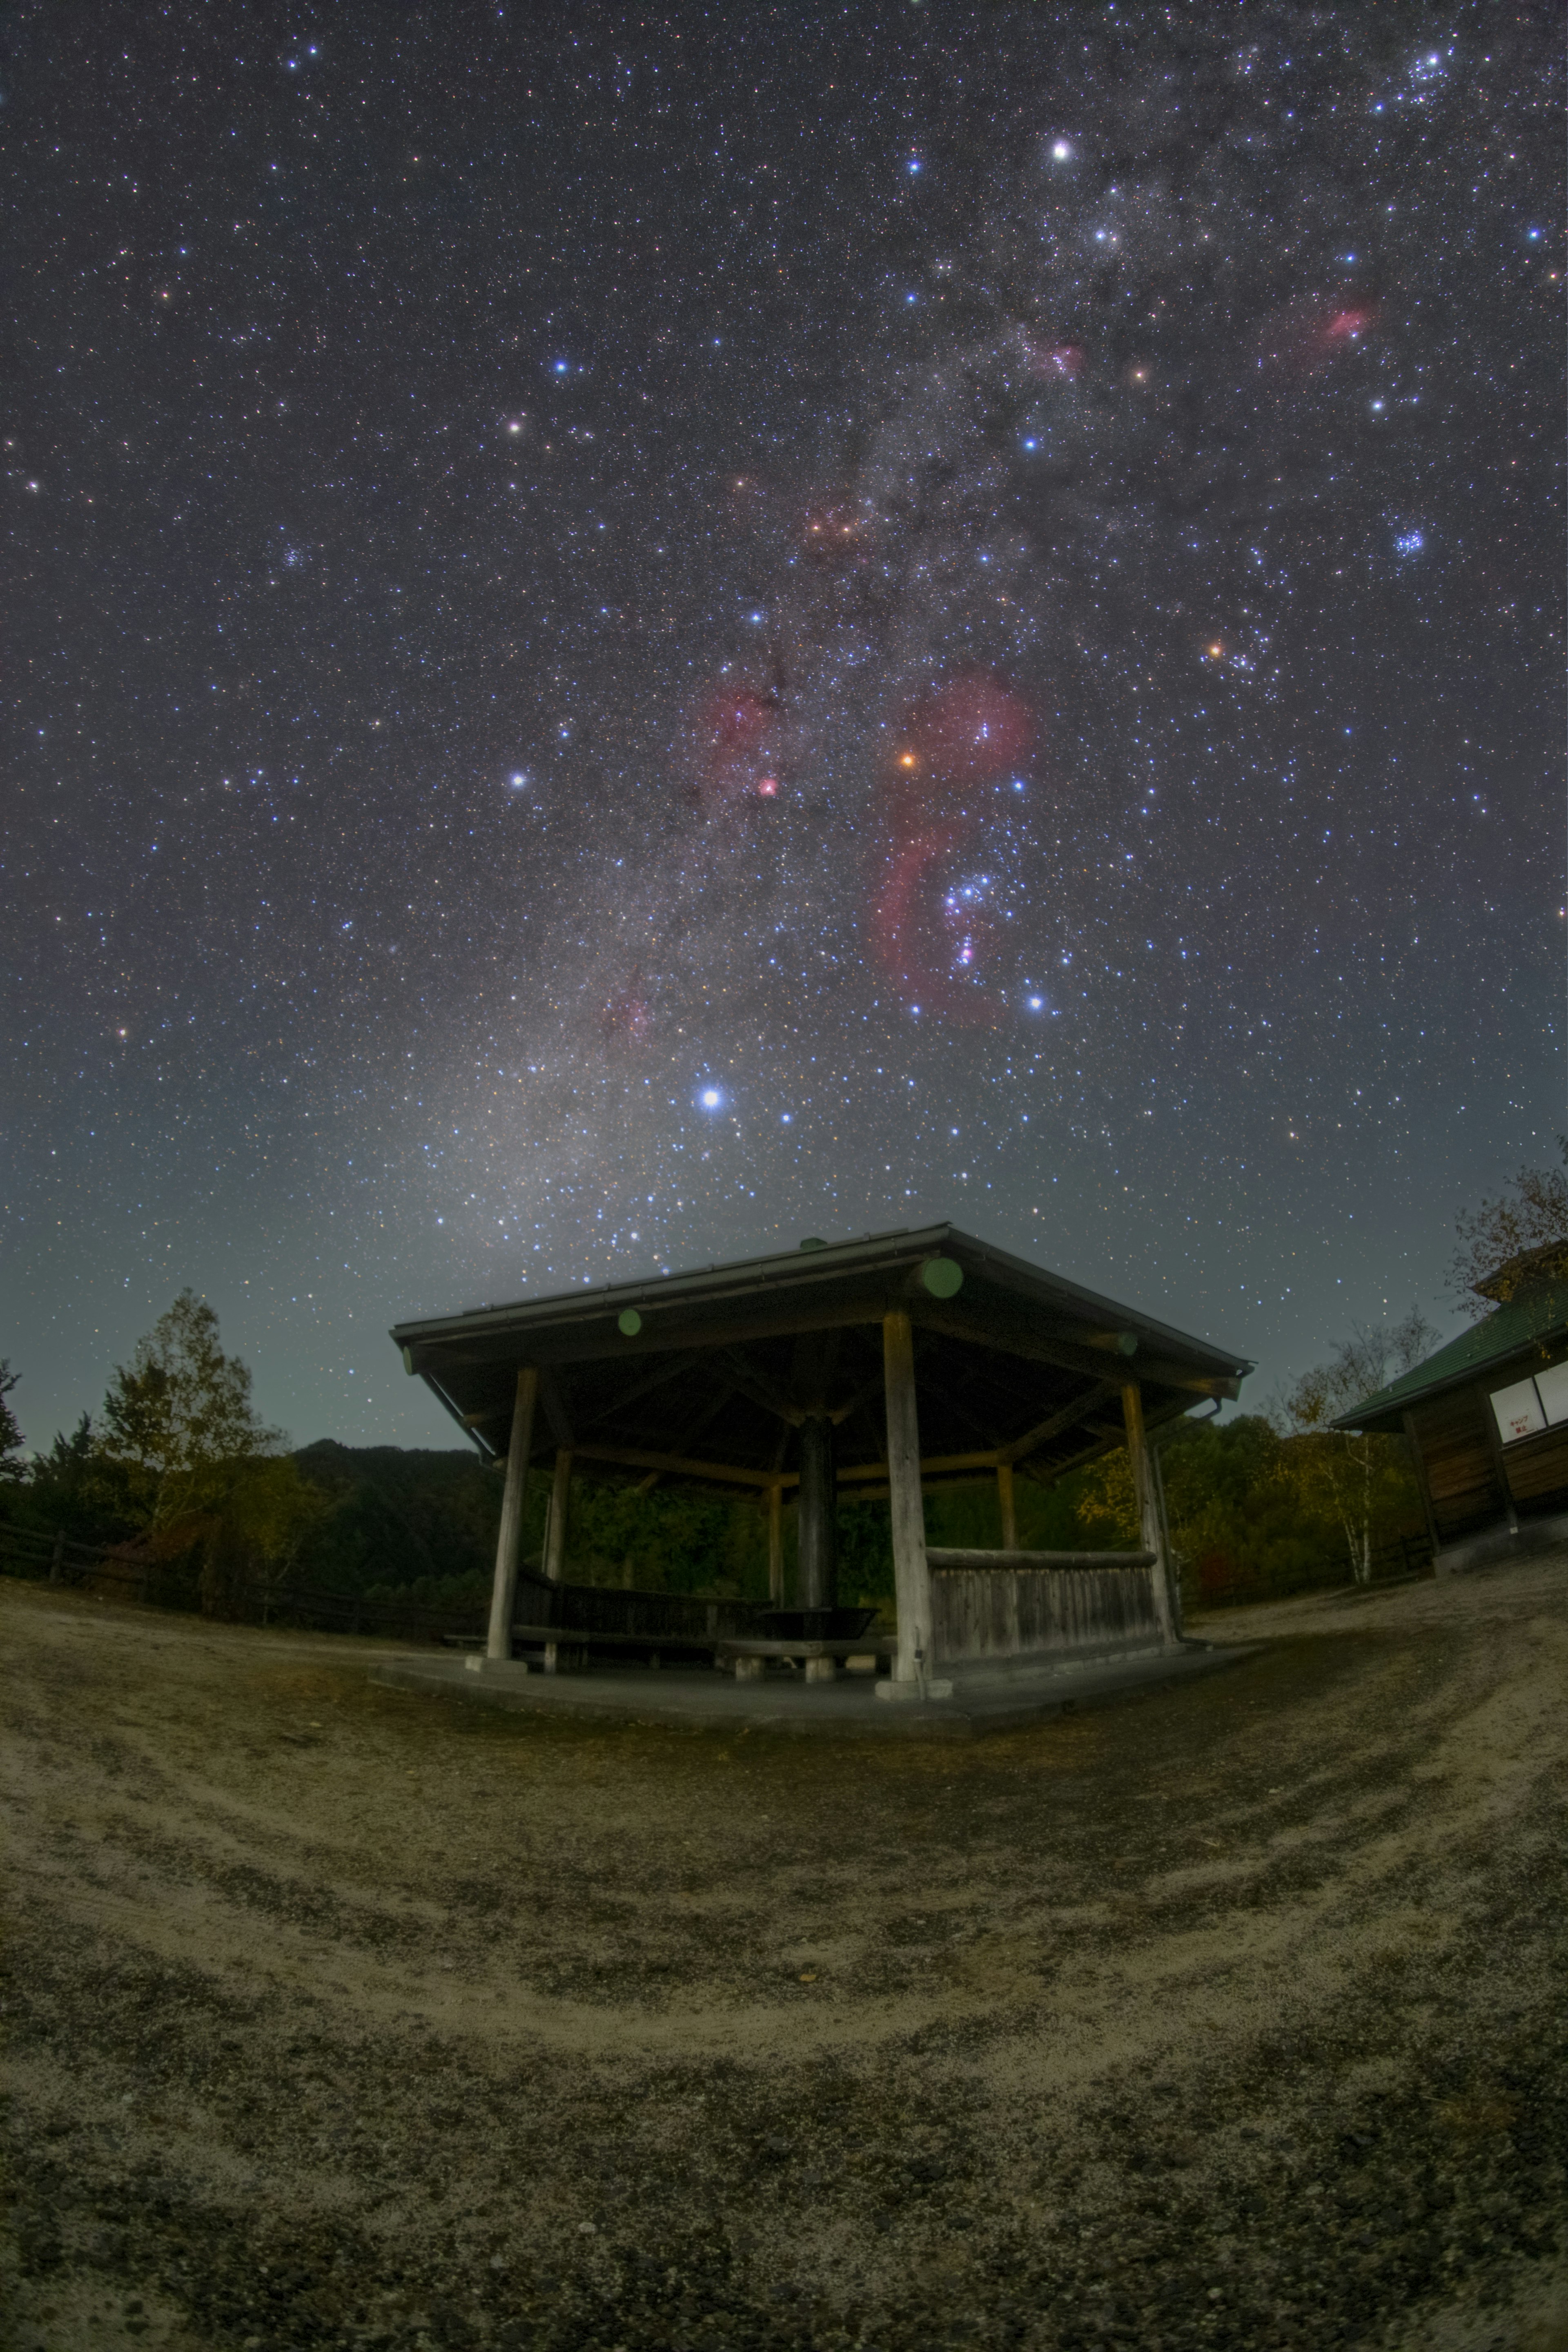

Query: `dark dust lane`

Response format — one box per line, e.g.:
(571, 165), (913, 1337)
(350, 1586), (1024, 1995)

(2, 1565), (1565, 2352)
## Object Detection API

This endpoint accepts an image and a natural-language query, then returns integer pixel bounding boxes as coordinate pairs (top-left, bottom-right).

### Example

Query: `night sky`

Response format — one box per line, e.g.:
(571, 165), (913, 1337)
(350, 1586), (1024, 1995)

(5, 4), (1562, 1453)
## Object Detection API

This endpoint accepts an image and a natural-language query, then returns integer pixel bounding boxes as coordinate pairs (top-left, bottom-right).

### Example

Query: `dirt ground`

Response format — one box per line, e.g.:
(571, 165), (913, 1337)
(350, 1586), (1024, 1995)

(3, 1563), (1566, 2352)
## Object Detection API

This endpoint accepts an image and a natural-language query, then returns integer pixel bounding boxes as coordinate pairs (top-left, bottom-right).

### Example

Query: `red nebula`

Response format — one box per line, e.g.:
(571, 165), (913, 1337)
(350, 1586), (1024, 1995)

(1020, 338), (1083, 381)
(868, 671), (1036, 1020)
(869, 826), (1001, 1030)
(1258, 294), (1381, 377)
(898, 673), (1036, 790)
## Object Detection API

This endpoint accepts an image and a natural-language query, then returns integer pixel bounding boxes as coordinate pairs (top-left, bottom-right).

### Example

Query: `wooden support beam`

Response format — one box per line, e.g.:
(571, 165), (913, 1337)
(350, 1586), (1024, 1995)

(544, 1448), (572, 1582)
(571, 1441), (777, 1489)
(916, 1299), (1242, 1399)
(796, 1416), (837, 1610)
(1122, 1381), (1176, 1644)
(998, 1383), (1122, 1464)
(996, 1461), (1017, 1551)
(577, 1351), (706, 1430)
(435, 1290), (897, 1373)
(927, 1546), (1156, 1571)
(537, 1369), (574, 1448)
(719, 1348), (805, 1426)
(486, 1368), (538, 1661)
(837, 1446), (1003, 1483)
(767, 1481), (784, 1605)
(882, 1309), (932, 1691)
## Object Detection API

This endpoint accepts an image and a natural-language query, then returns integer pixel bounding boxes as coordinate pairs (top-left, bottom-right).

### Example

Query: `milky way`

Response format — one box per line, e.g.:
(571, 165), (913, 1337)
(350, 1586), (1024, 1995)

(4, 6), (1561, 1445)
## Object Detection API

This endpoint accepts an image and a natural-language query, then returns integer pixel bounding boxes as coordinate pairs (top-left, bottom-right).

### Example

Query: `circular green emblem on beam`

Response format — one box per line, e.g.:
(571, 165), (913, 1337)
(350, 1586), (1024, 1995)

(401, 1345), (417, 1376)
(617, 1307), (643, 1336)
(921, 1256), (963, 1299)
(798, 1236), (826, 1252)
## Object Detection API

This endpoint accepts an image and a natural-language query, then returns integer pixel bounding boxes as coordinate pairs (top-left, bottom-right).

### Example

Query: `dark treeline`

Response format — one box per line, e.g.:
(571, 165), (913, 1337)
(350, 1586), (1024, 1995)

(4, 1415), (1426, 1621)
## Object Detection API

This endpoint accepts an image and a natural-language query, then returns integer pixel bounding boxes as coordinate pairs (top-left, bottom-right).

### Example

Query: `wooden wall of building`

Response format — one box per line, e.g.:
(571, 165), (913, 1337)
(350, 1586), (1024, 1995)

(1499, 1421), (1568, 1517)
(1410, 1390), (1503, 1546)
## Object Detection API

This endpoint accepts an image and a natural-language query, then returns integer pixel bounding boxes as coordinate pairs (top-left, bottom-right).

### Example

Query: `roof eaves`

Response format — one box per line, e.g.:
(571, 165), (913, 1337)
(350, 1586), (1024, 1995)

(1330, 1296), (1568, 1428)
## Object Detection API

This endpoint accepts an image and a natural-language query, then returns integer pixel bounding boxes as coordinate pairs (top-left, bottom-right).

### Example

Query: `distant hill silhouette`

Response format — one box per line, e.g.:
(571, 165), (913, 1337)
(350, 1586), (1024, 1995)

(291, 1439), (503, 1596)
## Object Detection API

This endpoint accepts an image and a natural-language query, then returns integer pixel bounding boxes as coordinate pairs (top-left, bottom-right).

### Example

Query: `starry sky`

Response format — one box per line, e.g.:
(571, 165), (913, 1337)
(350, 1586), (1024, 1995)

(4, 3), (1563, 1453)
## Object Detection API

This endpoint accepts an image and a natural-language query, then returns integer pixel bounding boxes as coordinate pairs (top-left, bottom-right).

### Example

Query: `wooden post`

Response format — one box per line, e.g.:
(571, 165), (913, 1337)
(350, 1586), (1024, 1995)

(767, 1483), (784, 1605)
(486, 1367), (538, 1661)
(545, 1448), (572, 1580)
(1121, 1381), (1176, 1644)
(796, 1416), (837, 1611)
(541, 1442), (571, 1673)
(996, 1460), (1018, 1552)
(1152, 1441), (1183, 1637)
(882, 1310), (932, 1688)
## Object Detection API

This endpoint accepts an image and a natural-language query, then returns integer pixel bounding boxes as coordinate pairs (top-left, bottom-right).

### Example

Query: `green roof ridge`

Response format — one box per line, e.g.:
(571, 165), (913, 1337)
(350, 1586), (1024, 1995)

(1334, 1282), (1568, 1426)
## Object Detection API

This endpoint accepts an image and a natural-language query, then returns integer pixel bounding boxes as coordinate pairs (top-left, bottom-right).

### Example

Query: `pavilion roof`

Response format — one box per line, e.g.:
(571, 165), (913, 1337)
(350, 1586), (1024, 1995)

(389, 1223), (1251, 1494)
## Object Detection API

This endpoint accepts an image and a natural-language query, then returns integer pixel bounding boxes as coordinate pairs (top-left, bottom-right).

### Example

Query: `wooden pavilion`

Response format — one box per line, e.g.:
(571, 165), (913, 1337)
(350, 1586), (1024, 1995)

(1332, 1241), (1568, 1576)
(390, 1224), (1250, 1697)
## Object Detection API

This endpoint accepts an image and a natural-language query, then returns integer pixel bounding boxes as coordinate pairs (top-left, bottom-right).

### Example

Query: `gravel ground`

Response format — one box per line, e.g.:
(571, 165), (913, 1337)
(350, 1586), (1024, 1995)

(2, 1560), (1565, 2352)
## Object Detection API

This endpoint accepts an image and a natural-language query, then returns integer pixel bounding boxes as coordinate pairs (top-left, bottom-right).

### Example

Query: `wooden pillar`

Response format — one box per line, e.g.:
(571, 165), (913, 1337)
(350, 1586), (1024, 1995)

(883, 1310), (932, 1686)
(767, 1483), (784, 1606)
(1152, 1441), (1183, 1637)
(996, 1460), (1018, 1552)
(1121, 1380), (1176, 1644)
(796, 1416), (837, 1613)
(486, 1367), (538, 1661)
(544, 1448), (573, 1580)
(541, 1443), (571, 1673)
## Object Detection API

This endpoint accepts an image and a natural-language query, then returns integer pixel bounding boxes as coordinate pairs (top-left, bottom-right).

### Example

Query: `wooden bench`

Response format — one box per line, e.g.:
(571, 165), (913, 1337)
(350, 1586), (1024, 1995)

(715, 1634), (897, 1684)
(509, 1620), (725, 1671)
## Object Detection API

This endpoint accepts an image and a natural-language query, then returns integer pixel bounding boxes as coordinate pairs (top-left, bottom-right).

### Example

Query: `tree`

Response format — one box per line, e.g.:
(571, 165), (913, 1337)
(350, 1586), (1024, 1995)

(95, 1291), (321, 1615)
(1272, 1308), (1437, 1584)
(1078, 1413), (1337, 1607)
(0, 1361), (23, 1483)
(1448, 1138), (1568, 1317)
(99, 1290), (283, 1529)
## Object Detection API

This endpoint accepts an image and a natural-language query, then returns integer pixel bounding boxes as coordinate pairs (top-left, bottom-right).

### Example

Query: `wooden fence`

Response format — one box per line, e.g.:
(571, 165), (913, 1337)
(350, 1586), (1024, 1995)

(0, 1520), (485, 1645)
(0, 1522), (774, 1652)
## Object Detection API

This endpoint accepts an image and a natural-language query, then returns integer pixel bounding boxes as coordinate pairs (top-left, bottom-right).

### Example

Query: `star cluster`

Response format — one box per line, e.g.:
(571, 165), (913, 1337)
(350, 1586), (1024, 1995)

(3, 5), (1561, 1442)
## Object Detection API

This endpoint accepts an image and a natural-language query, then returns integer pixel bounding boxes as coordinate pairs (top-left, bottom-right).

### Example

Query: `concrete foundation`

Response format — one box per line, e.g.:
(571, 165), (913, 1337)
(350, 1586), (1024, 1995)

(1434, 1510), (1568, 1579)
(370, 1638), (1246, 1738)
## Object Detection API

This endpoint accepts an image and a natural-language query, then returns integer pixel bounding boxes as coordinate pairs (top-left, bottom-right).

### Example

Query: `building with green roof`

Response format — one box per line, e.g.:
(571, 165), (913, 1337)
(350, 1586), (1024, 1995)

(1332, 1243), (1568, 1574)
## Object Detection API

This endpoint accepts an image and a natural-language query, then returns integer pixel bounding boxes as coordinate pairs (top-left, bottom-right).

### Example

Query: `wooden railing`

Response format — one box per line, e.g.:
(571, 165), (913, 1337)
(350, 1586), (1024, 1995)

(926, 1548), (1163, 1665)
